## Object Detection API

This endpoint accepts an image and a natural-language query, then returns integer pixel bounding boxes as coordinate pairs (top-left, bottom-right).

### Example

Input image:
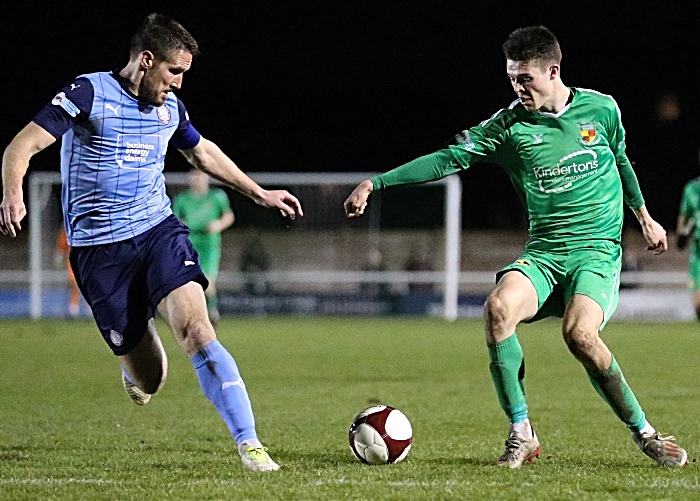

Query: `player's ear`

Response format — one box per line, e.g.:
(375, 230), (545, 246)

(139, 51), (156, 70)
(549, 64), (560, 80)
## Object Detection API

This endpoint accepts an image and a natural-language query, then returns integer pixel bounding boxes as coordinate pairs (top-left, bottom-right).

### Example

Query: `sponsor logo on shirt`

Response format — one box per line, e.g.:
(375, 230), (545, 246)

(533, 150), (599, 193)
(452, 130), (475, 150)
(51, 92), (80, 117)
(532, 133), (543, 144)
(157, 106), (171, 125)
(115, 134), (161, 169)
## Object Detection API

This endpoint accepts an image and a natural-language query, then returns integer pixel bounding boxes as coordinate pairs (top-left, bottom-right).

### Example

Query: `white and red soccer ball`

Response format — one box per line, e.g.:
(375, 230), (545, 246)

(349, 405), (412, 464)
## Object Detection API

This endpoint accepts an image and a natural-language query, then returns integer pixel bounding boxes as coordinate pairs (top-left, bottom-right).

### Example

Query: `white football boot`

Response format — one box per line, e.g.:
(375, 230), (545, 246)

(496, 422), (541, 468)
(633, 430), (688, 467)
(240, 446), (280, 472)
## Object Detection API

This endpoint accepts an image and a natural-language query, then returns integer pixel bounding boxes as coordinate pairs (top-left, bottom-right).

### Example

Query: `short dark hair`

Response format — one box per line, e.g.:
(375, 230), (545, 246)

(130, 13), (200, 61)
(502, 26), (561, 67)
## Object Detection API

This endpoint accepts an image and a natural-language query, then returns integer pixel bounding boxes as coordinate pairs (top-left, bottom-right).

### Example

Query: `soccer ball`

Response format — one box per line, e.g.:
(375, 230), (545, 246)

(348, 405), (412, 464)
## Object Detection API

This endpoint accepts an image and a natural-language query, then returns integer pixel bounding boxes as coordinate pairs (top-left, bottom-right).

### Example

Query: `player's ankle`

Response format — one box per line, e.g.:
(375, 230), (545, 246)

(510, 419), (533, 439)
(238, 438), (263, 456)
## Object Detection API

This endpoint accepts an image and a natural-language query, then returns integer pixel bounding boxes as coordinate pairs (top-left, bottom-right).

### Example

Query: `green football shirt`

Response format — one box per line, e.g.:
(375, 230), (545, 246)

(679, 177), (700, 256)
(172, 187), (232, 248)
(372, 88), (644, 246)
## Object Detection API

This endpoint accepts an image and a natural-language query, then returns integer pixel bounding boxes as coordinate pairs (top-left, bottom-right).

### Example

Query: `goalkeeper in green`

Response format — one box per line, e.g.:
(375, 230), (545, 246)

(344, 25), (687, 468)
(173, 168), (235, 325)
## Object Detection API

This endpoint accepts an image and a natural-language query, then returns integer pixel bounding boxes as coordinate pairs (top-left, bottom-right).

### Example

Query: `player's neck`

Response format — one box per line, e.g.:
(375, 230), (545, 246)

(118, 62), (144, 98)
(539, 82), (570, 114)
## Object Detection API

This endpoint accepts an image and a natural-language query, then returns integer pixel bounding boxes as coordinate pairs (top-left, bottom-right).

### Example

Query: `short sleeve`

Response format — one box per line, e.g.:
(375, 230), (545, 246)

(170, 97), (201, 150)
(33, 77), (94, 138)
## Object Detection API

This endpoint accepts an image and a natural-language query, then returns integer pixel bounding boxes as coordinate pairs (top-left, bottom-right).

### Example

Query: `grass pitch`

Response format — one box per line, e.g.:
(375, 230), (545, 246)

(1, 316), (699, 500)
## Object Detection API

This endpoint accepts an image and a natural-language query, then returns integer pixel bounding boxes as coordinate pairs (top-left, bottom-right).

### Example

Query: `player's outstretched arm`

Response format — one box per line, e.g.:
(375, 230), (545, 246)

(179, 137), (303, 219)
(343, 149), (463, 219)
(1, 123), (56, 237)
(633, 205), (668, 255)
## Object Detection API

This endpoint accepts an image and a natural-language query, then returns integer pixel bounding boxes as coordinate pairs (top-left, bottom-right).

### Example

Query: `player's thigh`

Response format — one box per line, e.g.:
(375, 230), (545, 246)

(565, 244), (620, 330)
(490, 253), (558, 323)
(562, 293), (604, 339)
(70, 242), (152, 356)
(119, 318), (168, 393)
(157, 281), (216, 356)
(485, 271), (540, 340)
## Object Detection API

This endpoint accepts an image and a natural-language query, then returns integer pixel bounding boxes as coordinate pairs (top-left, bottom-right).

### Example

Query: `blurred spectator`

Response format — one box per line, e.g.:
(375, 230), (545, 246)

(403, 244), (435, 293)
(362, 247), (391, 299)
(239, 238), (271, 295)
(620, 247), (641, 290)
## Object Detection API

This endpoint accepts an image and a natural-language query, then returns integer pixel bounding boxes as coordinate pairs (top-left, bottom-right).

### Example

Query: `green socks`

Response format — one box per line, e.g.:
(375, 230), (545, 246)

(489, 337), (646, 432)
(586, 356), (646, 432)
(488, 334), (528, 423)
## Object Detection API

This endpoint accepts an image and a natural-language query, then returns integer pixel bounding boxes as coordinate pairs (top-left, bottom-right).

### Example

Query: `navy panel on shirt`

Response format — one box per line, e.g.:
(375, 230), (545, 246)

(33, 77), (94, 138)
(170, 97), (201, 150)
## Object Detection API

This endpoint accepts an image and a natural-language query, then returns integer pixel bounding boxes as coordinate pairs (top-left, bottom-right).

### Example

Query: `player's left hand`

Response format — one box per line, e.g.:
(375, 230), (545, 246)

(641, 217), (668, 255)
(258, 190), (303, 220)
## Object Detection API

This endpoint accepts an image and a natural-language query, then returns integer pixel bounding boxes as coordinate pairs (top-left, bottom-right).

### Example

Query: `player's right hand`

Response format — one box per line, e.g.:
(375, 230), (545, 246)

(258, 189), (303, 220)
(344, 180), (373, 218)
(0, 194), (26, 237)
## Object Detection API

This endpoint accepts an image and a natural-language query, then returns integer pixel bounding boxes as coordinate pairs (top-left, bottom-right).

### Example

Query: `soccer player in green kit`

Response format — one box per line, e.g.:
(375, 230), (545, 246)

(344, 26), (688, 468)
(676, 151), (700, 319)
(173, 168), (235, 324)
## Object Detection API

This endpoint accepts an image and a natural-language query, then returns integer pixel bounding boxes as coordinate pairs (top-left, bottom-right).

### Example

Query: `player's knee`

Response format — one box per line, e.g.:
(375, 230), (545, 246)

(484, 292), (510, 328)
(563, 325), (597, 358)
(179, 317), (216, 354)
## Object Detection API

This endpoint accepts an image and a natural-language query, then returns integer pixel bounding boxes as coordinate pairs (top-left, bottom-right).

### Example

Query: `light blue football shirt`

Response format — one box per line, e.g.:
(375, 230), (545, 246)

(34, 71), (201, 246)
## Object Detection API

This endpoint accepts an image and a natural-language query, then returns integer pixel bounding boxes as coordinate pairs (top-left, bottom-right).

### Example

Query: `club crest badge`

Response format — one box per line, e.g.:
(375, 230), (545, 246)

(578, 121), (600, 145)
(109, 329), (124, 346)
(157, 106), (171, 125)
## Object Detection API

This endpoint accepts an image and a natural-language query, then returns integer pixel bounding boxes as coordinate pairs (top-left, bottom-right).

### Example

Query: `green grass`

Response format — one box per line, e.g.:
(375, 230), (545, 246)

(1, 317), (700, 500)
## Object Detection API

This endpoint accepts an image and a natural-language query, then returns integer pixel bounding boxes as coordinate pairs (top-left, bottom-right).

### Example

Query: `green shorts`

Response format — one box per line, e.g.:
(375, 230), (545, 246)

(688, 255), (700, 292)
(189, 234), (221, 279)
(496, 240), (622, 330)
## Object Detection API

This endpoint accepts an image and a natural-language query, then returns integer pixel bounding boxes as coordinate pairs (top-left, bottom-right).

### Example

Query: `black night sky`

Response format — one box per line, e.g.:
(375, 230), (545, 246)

(2, 2), (698, 230)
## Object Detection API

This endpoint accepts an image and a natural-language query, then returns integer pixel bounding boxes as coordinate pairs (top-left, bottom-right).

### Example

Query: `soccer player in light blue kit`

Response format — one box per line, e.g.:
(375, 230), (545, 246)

(0, 13), (302, 472)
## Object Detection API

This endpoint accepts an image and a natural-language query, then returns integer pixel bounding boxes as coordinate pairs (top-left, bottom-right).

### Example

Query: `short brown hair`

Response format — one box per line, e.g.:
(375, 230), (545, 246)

(502, 26), (561, 67)
(130, 13), (200, 61)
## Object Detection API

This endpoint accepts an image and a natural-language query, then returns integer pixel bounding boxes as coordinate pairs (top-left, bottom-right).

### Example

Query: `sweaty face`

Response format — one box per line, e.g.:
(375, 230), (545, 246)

(506, 60), (555, 111)
(140, 50), (193, 106)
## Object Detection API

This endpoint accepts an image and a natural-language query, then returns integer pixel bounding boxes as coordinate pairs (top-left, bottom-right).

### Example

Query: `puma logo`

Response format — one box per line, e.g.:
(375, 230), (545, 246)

(105, 103), (121, 116)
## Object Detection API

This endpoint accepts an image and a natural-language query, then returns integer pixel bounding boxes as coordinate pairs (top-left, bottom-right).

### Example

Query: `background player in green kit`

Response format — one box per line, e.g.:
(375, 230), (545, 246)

(173, 168), (235, 324)
(344, 25), (688, 468)
(676, 149), (700, 319)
